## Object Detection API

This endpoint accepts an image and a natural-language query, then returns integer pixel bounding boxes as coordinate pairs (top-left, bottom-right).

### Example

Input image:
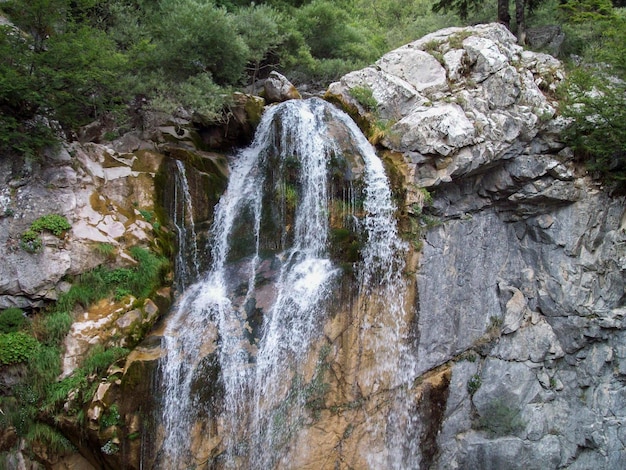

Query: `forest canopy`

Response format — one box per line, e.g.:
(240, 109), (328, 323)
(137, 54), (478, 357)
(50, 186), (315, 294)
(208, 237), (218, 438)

(0, 0), (624, 184)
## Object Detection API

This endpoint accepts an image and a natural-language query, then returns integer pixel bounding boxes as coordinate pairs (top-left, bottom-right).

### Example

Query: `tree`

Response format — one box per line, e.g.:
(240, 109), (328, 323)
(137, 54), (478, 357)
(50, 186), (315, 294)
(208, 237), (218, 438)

(559, 0), (626, 188)
(0, 25), (55, 158)
(432, 0), (544, 41)
(234, 4), (285, 87)
(150, 0), (249, 85)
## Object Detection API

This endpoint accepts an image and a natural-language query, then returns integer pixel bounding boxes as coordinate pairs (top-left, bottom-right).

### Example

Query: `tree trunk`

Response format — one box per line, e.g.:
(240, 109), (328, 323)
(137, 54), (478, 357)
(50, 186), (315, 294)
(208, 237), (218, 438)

(516, 0), (526, 45)
(498, 0), (511, 30)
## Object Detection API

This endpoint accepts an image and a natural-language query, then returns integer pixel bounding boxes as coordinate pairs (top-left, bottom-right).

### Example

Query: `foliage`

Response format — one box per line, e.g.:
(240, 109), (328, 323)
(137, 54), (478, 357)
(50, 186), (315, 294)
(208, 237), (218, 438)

(0, 308), (26, 334)
(0, 25), (58, 158)
(0, 332), (39, 365)
(557, 2), (626, 187)
(150, 0), (249, 85)
(43, 345), (128, 414)
(234, 4), (285, 82)
(95, 243), (116, 258)
(467, 373), (482, 395)
(560, 69), (626, 184)
(26, 423), (74, 454)
(432, 0), (481, 19)
(56, 246), (167, 310)
(82, 345), (129, 376)
(151, 74), (230, 121)
(28, 345), (62, 398)
(0, 0), (468, 156)
(101, 439), (119, 455)
(36, 26), (130, 129)
(29, 214), (72, 236)
(296, 0), (379, 63)
(349, 86), (378, 112)
(20, 214), (71, 252)
(37, 311), (73, 346)
(100, 404), (121, 428)
(20, 230), (43, 253)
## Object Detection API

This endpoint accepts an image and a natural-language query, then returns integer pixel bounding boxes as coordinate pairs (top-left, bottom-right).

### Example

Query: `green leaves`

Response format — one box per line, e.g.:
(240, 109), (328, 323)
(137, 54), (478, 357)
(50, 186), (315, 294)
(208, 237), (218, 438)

(0, 332), (39, 365)
(560, 68), (626, 184)
(558, 3), (626, 188)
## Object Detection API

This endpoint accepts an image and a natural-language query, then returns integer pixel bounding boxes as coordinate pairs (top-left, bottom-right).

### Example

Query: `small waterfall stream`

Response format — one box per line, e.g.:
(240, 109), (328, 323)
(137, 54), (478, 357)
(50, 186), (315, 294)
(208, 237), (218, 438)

(159, 98), (416, 469)
(172, 159), (200, 289)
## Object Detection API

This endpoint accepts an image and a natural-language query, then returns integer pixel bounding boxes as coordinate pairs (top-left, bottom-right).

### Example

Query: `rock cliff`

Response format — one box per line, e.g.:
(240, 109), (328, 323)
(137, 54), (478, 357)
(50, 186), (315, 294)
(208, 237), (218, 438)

(328, 22), (626, 469)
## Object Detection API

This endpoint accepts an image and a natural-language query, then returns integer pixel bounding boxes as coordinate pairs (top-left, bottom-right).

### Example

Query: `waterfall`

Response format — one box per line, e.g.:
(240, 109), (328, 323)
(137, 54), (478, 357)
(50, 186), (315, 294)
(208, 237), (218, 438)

(158, 98), (414, 469)
(172, 159), (200, 289)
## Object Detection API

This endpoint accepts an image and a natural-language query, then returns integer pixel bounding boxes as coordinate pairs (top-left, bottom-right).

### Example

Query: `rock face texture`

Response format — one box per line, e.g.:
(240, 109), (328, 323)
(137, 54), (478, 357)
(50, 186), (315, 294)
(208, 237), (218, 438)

(328, 22), (626, 469)
(0, 141), (163, 310)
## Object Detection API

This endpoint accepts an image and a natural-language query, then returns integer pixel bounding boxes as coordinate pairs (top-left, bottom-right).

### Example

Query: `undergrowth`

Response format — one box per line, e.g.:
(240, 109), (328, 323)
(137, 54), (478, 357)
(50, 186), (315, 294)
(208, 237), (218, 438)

(0, 245), (168, 458)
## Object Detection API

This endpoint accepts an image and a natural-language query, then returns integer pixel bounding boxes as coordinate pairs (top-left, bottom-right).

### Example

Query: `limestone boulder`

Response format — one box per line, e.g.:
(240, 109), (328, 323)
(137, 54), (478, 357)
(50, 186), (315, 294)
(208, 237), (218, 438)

(327, 22), (564, 186)
(263, 71), (301, 103)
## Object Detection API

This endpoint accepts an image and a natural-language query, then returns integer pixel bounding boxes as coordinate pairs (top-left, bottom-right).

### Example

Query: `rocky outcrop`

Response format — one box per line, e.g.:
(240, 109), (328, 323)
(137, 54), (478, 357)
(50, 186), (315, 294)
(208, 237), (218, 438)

(328, 22), (626, 469)
(327, 23), (564, 188)
(0, 141), (164, 309)
(263, 71), (302, 103)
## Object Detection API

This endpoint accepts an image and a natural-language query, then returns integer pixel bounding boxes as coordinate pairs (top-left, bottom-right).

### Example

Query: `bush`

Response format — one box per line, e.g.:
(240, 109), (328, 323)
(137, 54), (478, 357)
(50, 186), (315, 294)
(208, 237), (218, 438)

(28, 345), (62, 398)
(100, 404), (121, 429)
(467, 373), (482, 395)
(82, 345), (129, 377)
(0, 308), (26, 333)
(0, 332), (39, 365)
(127, 246), (168, 299)
(26, 423), (74, 454)
(20, 214), (71, 252)
(39, 311), (73, 346)
(29, 214), (71, 236)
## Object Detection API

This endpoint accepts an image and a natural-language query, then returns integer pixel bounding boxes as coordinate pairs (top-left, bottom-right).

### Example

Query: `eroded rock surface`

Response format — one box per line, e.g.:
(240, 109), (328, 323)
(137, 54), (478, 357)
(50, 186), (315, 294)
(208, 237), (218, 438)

(326, 22), (626, 469)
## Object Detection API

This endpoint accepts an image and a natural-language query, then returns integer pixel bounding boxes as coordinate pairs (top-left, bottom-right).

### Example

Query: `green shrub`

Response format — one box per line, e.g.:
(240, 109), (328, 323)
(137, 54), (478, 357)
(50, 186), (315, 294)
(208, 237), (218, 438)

(20, 229), (42, 253)
(127, 246), (168, 299)
(56, 247), (167, 312)
(29, 214), (71, 236)
(560, 68), (626, 186)
(20, 214), (71, 252)
(43, 372), (88, 413)
(39, 311), (73, 346)
(349, 86), (378, 112)
(26, 423), (74, 454)
(467, 373), (482, 395)
(0, 308), (26, 333)
(95, 243), (116, 258)
(0, 332), (39, 365)
(28, 345), (62, 398)
(100, 404), (121, 429)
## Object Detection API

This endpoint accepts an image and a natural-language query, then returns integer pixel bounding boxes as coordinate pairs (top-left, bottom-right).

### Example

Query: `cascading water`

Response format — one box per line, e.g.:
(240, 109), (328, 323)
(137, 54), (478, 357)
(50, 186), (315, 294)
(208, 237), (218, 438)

(172, 159), (200, 289)
(158, 98), (416, 469)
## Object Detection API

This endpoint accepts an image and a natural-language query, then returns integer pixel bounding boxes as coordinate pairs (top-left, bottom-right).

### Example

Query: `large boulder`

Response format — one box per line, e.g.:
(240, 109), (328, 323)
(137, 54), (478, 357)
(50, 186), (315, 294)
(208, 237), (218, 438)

(327, 23), (564, 187)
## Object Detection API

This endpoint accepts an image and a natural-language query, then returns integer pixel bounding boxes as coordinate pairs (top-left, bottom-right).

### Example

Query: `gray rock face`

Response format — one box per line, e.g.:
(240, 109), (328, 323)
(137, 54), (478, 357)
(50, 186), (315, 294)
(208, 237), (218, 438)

(0, 142), (164, 309)
(329, 22), (626, 470)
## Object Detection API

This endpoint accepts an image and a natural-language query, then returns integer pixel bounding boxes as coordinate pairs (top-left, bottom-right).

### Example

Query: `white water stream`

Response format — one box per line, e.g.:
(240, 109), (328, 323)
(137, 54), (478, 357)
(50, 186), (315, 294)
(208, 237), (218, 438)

(159, 98), (414, 469)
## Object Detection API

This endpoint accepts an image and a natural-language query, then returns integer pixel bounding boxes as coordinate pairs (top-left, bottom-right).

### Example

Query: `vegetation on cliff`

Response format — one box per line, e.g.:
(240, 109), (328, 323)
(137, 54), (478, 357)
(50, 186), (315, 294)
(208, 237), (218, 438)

(0, 246), (169, 463)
